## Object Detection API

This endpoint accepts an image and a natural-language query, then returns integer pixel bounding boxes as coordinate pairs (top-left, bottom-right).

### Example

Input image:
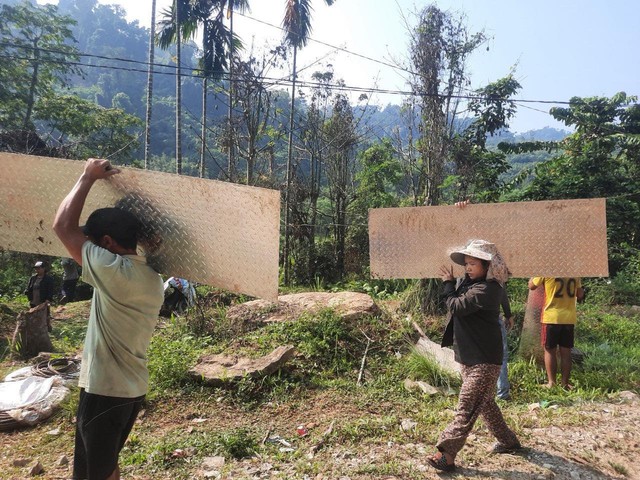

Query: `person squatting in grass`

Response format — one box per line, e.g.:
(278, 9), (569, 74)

(53, 158), (164, 480)
(528, 276), (584, 389)
(427, 239), (521, 472)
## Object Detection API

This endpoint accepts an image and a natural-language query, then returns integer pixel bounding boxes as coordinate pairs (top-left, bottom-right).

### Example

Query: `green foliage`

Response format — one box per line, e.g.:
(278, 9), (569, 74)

(147, 316), (210, 397)
(121, 426), (259, 473)
(345, 140), (403, 275)
(0, 252), (33, 299)
(156, 0), (238, 78)
(468, 74), (522, 141)
(402, 348), (461, 390)
(338, 277), (410, 300)
(509, 92), (640, 275)
(442, 74), (522, 202)
(52, 313), (89, 352)
(0, 1), (80, 129)
(217, 427), (258, 459)
(247, 309), (359, 376)
(402, 278), (444, 316)
(35, 94), (142, 162)
(610, 262), (640, 304)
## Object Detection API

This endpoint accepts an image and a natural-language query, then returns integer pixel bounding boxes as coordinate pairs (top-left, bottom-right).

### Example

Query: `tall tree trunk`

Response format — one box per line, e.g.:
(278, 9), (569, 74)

(227, 5), (235, 181)
(144, 0), (156, 169)
(175, 0), (182, 174)
(200, 76), (207, 178)
(24, 40), (40, 130)
(247, 137), (255, 185)
(307, 151), (320, 280)
(335, 154), (346, 276)
(283, 45), (298, 285)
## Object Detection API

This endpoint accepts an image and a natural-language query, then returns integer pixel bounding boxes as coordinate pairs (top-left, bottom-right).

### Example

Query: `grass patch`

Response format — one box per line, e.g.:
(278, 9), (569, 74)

(147, 315), (212, 397)
(120, 426), (260, 474)
(331, 415), (399, 445)
(402, 347), (461, 390)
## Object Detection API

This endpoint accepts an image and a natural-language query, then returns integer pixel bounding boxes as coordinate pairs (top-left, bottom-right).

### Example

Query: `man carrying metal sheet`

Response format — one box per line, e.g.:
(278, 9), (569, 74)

(53, 158), (164, 480)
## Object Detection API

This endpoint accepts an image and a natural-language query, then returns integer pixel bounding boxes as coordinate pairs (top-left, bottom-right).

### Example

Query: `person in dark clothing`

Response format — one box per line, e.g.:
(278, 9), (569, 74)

(25, 261), (55, 308)
(427, 239), (521, 473)
(60, 257), (80, 304)
(497, 287), (515, 400)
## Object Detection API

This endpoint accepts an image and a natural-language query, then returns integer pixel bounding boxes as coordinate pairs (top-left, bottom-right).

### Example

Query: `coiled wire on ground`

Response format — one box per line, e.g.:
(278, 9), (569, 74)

(30, 357), (80, 380)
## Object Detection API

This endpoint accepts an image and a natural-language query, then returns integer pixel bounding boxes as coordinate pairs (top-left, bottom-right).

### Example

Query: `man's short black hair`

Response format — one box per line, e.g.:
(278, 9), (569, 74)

(82, 207), (140, 250)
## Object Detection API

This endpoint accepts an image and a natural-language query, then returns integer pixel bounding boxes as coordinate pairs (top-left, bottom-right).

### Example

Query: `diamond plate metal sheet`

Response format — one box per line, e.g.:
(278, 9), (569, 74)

(0, 153), (280, 300)
(369, 199), (608, 279)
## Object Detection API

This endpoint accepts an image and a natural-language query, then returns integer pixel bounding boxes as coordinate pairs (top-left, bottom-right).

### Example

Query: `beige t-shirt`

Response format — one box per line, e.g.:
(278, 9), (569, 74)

(79, 241), (164, 397)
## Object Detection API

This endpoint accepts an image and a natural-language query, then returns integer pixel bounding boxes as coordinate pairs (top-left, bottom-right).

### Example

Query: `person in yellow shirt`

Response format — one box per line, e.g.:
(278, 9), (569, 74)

(528, 277), (584, 389)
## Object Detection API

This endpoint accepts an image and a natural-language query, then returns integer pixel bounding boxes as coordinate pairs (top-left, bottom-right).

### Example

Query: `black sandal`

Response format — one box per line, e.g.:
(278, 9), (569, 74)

(491, 441), (523, 454)
(427, 452), (456, 472)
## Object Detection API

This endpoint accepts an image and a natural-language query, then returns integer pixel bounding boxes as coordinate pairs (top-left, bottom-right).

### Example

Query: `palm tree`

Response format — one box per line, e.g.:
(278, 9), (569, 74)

(225, 0), (250, 181)
(157, 0), (193, 174)
(158, 0), (245, 178)
(144, 0), (157, 169)
(281, 0), (334, 284)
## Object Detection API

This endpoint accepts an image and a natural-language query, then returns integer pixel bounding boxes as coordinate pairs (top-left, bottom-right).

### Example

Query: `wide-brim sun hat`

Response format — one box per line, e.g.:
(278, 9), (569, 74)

(448, 239), (511, 285)
(449, 239), (495, 265)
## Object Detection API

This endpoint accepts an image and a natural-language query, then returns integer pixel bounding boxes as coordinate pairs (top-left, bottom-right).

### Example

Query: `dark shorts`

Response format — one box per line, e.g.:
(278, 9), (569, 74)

(541, 323), (575, 349)
(73, 389), (144, 480)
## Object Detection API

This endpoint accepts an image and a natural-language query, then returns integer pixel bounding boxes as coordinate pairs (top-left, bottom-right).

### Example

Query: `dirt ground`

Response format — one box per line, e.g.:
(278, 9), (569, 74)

(1, 301), (639, 479)
(1, 386), (639, 479)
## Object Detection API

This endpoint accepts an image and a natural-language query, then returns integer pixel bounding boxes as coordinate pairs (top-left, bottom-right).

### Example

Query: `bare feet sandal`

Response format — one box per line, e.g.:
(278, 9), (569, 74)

(427, 452), (456, 472)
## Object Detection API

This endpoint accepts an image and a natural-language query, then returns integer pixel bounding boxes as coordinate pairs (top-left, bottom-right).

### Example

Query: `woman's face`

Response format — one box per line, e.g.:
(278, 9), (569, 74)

(464, 255), (488, 280)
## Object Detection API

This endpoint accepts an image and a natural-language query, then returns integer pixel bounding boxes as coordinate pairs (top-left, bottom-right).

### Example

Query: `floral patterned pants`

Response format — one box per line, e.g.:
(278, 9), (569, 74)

(436, 363), (519, 457)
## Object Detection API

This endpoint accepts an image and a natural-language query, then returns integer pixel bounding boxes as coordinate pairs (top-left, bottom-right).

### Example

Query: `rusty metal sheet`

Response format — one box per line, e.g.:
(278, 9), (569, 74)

(0, 153), (280, 300)
(369, 199), (608, 279)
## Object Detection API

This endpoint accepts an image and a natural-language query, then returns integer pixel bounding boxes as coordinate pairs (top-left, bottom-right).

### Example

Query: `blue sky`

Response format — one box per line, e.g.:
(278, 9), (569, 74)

(45, 0), (640, 133)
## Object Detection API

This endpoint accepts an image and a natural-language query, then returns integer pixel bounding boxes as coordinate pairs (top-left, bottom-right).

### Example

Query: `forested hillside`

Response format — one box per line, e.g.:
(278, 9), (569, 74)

(1, 0), (638, 287)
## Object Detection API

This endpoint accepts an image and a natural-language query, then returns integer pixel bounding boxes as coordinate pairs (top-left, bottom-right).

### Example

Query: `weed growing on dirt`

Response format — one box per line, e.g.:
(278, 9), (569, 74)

(217, 427), (259, 459)
(331, 415), (399, 445)
(120, 426), (259, 475)
(52, 317), (87, 353)
(57, 385), (80, 422)
(147, 315), (212, 397)
(402, 347), (461, 390)
(609, 460), (629, 476)
(244, 309), (360, 375)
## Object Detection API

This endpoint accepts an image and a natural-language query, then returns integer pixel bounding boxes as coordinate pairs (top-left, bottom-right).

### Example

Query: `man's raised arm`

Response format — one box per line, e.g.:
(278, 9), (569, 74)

(53, 158), (120, 264)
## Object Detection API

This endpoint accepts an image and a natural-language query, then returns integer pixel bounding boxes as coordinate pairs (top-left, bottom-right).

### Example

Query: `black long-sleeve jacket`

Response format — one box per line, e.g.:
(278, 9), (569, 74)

(25, 274), (55, 306)
(441, 277), (503, 366)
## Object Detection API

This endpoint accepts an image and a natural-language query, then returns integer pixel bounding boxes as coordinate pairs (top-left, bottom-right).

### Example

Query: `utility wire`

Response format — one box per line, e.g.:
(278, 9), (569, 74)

(0, 41), (575, 106)
(234, 10), (419, 80)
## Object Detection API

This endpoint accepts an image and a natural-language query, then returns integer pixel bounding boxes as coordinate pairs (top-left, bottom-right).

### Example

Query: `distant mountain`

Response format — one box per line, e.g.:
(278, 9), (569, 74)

(486, 127), (570, 147)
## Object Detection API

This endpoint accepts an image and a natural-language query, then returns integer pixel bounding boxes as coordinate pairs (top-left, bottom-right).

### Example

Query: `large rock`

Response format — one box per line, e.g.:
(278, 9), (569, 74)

(189, 345), (296, 386)
(226, 292), (380, 323)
